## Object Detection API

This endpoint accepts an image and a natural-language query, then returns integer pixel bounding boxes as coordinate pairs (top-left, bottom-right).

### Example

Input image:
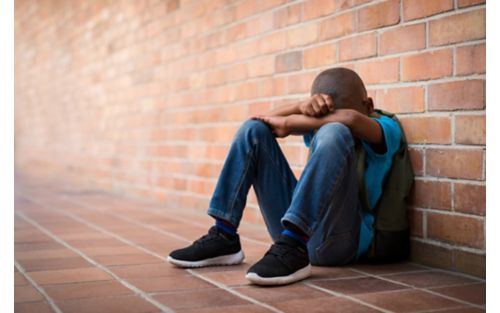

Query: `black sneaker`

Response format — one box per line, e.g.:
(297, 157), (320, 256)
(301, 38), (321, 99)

(246, 234), (311, 285)
(167, 226), (244, 268)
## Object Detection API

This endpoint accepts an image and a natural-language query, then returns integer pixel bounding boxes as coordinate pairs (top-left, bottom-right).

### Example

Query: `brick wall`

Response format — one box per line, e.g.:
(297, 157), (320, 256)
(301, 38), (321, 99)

(15, 0), (486, 277)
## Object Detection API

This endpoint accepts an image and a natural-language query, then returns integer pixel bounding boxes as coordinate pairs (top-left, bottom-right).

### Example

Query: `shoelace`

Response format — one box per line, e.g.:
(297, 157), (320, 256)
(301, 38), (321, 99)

(193, 227), (220, 246)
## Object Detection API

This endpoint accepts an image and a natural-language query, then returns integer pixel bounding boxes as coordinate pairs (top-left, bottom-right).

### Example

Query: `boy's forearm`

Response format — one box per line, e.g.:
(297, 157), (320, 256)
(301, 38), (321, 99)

(266, 102), (301, 117)
(285, 111), (354, 134)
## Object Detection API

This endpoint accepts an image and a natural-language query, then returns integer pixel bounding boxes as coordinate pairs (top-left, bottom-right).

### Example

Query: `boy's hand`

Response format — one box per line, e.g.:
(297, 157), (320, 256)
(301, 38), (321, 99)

(299, 94), (334, 117)
(251, 115), (290, 138)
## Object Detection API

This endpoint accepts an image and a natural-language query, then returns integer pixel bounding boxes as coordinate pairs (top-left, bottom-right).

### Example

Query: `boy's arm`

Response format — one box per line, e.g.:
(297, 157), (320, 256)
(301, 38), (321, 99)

(264, 94), (334, 117)
(266, 102), (301, 117)
(287, 110), (383, 144)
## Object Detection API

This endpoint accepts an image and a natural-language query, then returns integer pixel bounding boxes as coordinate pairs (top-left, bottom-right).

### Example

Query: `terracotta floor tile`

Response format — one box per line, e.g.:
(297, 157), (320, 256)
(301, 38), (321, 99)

(312, 276), (409, 295)
(93, 253), (163, 266)
(430, 283), (486, 305)
(15, 272), (29, 286)
(43, 280), (133, 300)
(15, 285), (44, 303)
(153, 289), (249, 310)
(56, 295), (159, 313)
(432, 307), (485, 312)
(271, 296), (379, 313)
(178, 303), (272, 313)
(14, 301), (53, 313)
(29, 267), (113, 285)
(354, 289), (463, 312)
(15, 248), (78, 260)
(127, 274), (214, 293)
(79, 246), (143, 256)
(349, 262), (428, 275)
(199, 270), (251, 286)
(384, 270), (479, 288)
(18, 256), (92, 271)
(15, 242), (63, 252)
(234, 284), (326, 303)
(310, 266), (363, 280)
(109, 263), (183, 279)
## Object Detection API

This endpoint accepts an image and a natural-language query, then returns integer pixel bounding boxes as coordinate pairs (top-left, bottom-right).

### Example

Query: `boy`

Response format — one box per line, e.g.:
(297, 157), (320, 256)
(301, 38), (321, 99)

(168, 67), (402, 286)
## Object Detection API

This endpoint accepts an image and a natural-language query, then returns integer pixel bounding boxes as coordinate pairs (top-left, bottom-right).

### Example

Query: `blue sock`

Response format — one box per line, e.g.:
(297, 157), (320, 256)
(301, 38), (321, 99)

(215, 219), (237, 236)
(282, 228), (309, 246)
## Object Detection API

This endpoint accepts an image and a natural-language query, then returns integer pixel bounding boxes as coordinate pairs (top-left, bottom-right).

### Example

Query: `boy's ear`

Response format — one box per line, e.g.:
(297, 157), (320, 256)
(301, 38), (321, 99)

(363, 97), (374, 114)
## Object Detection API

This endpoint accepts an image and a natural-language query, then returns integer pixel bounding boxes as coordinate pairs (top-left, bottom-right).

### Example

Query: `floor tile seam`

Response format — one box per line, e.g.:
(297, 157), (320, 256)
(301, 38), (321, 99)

(303, 282), (394, 313)
(20, 193), (281, 313)
(348, 268), (485, 309)
(15, 210), (176, 313)
(406, 262), (486, 282)
(14, 260), (65, 313)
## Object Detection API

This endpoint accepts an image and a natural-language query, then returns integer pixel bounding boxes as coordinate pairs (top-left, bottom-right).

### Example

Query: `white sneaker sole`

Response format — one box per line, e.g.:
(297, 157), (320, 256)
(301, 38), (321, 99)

(167, 250), (245, 268)
(245, 264), (312, 285)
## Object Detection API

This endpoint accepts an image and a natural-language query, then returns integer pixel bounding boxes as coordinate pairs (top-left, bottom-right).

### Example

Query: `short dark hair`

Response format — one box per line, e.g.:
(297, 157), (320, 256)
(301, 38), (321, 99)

(310, 67), (368, 112)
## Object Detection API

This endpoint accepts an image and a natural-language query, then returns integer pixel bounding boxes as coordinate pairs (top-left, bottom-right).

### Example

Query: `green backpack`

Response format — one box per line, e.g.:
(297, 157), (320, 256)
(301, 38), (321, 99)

(356, 109), (414, 263)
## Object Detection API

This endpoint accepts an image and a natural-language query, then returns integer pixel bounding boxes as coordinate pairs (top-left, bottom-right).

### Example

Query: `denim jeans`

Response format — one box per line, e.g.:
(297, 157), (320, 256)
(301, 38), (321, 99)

(207, 119), (362, 265)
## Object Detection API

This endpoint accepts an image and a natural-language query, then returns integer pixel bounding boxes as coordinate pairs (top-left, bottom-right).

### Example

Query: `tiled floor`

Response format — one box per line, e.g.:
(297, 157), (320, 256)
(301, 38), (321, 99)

(14, 176), (486, 313)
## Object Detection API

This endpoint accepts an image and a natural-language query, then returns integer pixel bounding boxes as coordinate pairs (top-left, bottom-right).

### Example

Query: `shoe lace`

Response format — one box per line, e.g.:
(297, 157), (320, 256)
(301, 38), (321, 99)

(193, 227), (219, 246)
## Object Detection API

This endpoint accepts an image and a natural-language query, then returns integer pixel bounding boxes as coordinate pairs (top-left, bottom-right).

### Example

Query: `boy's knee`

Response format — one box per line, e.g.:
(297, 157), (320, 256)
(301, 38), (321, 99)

(236, 119), (272, 143)
(313, 122), (353, 150)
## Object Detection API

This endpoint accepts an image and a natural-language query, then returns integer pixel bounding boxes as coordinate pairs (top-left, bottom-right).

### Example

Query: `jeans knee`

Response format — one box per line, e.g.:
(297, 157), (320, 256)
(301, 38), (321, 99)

(235, 119), (272, 144)
(313, 122), (354, 150)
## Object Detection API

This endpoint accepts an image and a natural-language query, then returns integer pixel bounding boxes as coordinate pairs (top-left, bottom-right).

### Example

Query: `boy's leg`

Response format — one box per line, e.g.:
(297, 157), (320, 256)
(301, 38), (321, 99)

(247, 122), (362, 284)
(207, 119), (297, 239)
(282, 122), (362, 265)
(169, 119), (297, 267)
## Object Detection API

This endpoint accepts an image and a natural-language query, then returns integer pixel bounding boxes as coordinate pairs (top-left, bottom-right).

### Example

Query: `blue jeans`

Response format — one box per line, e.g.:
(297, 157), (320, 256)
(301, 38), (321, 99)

(207, 119), (362, 265)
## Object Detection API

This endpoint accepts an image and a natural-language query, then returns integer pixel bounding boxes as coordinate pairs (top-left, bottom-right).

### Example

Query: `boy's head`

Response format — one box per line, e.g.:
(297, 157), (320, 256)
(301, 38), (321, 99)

(311, 67), (373, 115)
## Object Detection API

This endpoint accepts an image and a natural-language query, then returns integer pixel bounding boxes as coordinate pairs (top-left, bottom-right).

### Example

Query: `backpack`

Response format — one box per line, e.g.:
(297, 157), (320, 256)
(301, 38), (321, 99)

(356, 109), (414, 263)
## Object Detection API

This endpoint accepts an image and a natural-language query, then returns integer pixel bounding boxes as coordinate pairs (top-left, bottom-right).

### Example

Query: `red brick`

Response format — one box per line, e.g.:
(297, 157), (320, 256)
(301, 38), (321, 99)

(426, 148), (483, 180)
(357, 0), (400, 31)
(455, 114), (485, 145)
(356, 58), (399, 84)
(287, 72), (317, 94)
(429, 9), (486, 46)
(427, 212), (484, 249)
(319, 11), (355, 40)
(403, 0), (453, 21)
(273, 3), (301, 28)
(408, 148), (424, 176)
(303, 43), (337, 68)
(258, 31), (287, 54)
(303, 0), (337, 20)
(339, 32), (377, 61)
(411, 180), (452, 210)
(287, 23), (319, 48)
(411, 241), (453, 269)
(454, 250), (485, 278)
(401, 49), (453, 81)
(458, 0), (486, 8)
(380, 23), (426, 55)
(275, 51), (303, 73)
(456, 43), (486, 76)
(399, 116), (451, 144)
(409, 208), (423, 237)
(247, 56), (274, 78)
(428, 80), (485, 111)
(377, 86), (425, 113)
(454, 183), (485, 215)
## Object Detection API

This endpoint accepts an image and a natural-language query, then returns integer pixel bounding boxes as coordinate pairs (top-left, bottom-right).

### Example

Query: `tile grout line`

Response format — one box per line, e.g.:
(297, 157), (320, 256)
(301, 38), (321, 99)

(15, 210), (176, 313)
(14, 261), (64, 313)
(304, 282), (394, 313)
(348, 268), (485, 309)
(19, 194), (283, 313)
